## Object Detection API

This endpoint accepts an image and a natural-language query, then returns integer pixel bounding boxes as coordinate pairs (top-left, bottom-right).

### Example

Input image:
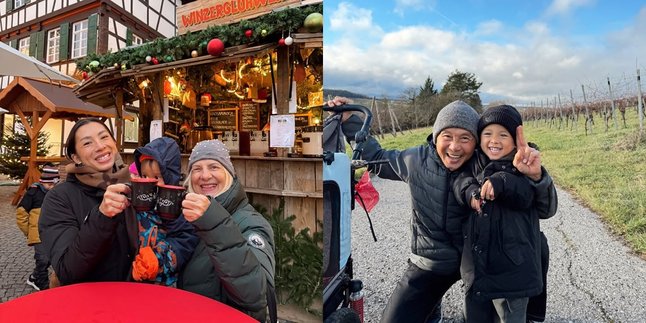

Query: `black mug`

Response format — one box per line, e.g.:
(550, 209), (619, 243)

(156, 184), (187, 220)
(129, 178), (158, 212)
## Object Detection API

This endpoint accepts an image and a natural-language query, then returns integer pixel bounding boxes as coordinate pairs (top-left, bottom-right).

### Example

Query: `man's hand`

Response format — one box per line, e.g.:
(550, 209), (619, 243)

(513, 126), (542, 181)
(326, 96), (353, 121)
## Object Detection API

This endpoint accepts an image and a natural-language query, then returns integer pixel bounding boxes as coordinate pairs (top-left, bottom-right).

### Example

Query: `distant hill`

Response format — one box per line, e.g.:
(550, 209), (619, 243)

(323, 89), (371, 100)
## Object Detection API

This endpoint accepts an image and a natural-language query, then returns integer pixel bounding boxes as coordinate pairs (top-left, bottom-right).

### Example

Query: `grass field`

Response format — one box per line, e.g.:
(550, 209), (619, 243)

(373, 108), (646, 257)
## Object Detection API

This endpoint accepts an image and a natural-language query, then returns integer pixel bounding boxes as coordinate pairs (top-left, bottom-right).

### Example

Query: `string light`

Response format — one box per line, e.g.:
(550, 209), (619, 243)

(220, 70), (232, 83)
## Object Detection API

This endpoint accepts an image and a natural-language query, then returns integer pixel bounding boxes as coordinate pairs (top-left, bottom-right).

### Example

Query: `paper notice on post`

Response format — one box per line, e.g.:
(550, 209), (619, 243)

(150, 120), (163, 142)
(270, 114), (295, 148)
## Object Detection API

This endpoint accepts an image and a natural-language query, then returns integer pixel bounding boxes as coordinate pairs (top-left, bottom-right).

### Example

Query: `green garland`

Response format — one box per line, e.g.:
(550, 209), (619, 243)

(77, 4), (322, 73)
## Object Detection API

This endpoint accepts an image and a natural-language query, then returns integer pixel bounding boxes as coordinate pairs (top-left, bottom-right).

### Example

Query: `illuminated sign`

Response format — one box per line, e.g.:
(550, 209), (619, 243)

(177, 0), (301, 34)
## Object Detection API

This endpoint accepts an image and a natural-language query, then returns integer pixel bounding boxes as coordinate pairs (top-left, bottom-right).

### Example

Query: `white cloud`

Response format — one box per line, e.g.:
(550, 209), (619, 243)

(329, 3), (378, 32)
(525, 21), (550, 36)
(380, 26), (456, 52)
(545, 0), (595, 16)
(325, 4), (646, 103)
(475, 20), (503, 36)
(394, 0), (431, 16)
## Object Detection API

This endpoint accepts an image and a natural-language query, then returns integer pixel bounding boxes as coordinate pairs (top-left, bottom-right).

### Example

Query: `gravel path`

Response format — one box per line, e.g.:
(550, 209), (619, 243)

(350, 176), (646, 322)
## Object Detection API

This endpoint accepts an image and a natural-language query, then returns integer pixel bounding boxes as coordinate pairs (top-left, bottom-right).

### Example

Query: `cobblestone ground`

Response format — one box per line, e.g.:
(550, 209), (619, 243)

(0, 186), (39, 302)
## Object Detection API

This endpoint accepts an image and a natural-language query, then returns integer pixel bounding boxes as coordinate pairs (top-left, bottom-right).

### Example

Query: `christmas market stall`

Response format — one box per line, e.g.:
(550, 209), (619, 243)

(72, 0), (323, 233)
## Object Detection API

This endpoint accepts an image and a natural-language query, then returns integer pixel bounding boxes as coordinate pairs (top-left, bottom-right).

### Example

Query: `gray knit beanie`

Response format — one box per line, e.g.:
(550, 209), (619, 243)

(188, 139), (236, 176)
(432, 100), (480, 144)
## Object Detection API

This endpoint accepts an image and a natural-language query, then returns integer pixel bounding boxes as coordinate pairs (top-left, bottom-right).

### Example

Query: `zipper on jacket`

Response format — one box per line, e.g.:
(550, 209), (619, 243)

(443, 173), (450, 230)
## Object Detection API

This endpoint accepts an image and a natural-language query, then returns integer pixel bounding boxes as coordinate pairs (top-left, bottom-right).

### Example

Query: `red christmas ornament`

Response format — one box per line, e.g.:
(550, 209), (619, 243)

(207, 38), (225, 56)
(245, 29), (253, 38)
(82, 71), (88, 79)
(151, 57), (159, 65)
(278, 37), (286, 46)
(164, 80), (172, 95)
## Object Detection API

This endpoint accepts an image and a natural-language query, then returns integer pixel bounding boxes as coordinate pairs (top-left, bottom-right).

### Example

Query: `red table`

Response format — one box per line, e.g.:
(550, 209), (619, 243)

(0, 282), (257, 322)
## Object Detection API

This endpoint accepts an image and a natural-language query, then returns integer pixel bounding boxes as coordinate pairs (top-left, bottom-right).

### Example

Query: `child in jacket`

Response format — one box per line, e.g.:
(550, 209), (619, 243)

(453, 105), (546, 323)
(16, 164), (59, 290)
(129, 137), (198, 286)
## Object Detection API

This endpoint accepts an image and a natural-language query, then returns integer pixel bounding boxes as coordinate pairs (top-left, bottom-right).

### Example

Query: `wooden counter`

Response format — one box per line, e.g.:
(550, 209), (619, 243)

(121, 153), (323, 234)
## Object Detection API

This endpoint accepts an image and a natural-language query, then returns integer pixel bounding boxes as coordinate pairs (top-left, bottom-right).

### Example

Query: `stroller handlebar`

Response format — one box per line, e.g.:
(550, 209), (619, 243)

(322, 104), (373, 161)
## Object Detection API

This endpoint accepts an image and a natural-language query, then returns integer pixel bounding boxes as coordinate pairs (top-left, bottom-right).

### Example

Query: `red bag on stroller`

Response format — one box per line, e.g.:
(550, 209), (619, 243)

(355, 171), (379, 213)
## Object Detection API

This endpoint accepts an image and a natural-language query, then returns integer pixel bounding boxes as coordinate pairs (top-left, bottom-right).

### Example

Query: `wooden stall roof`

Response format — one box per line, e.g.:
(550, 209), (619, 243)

(74, 43), (278, 108)
(0, 77), (127, 120)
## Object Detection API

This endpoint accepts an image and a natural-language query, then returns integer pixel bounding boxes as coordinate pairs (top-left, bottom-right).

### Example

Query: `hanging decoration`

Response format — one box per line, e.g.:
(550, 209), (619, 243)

(191, 50), (199, 58)
(75, 3), (321, 73)
(207, 38), (225, 56)
(245, 29), (253, 38)
(285, 35), (294, 46)
(200, 93), (212, 106)
(164, 79), (172, 95)
(278, 37), (286, 46)
(304, 12), (323, 33)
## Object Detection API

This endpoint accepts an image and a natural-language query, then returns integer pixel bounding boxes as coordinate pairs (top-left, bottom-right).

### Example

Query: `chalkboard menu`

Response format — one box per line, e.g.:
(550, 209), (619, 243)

(240, 102), (259, 131)
(208, 108), (238, 131)
(294, 114), (310, 128)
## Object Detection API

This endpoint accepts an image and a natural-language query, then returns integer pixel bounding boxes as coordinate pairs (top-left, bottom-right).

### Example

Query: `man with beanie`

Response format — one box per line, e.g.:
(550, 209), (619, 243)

(329, 98), (557, 322)
(453, 104), (557, 322)
(16, 164), (60, 291)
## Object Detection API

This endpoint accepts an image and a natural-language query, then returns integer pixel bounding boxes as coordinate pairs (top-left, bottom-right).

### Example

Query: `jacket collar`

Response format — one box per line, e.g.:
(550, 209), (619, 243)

(214, 177), (247, 214)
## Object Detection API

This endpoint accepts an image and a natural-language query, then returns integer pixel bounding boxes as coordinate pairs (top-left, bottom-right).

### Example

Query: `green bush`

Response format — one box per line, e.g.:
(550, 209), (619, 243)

(256, 200), (323, 314)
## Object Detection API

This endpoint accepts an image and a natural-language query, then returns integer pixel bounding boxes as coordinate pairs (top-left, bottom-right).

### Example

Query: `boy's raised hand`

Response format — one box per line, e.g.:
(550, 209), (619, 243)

(513, 126), (542, 181)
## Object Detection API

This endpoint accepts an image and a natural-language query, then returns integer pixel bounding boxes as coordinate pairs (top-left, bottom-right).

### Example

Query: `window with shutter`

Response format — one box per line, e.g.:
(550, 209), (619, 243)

(29, 33), (37, 56)
(46, 28), (60, 63)
(71, 20), (88, 58)
(133, 35), (143, 45)
(126, 28), (133, 46)
(18, 37), (29, 55)
(35, 31), (45, 61)
(59, 23), (70, 61)
(86, 14), (98, 55)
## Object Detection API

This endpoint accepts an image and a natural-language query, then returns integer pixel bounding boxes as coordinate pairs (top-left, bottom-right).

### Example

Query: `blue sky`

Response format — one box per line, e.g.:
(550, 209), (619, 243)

(324, 0), (646, 104)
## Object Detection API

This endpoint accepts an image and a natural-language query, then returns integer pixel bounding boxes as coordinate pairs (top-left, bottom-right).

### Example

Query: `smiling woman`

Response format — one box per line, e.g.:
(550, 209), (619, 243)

(39, 118), (136, 288)
(177, 139), (276, 321)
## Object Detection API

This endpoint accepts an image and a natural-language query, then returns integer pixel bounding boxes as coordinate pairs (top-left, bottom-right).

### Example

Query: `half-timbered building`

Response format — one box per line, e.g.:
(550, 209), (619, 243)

(0, 0), (178, 154)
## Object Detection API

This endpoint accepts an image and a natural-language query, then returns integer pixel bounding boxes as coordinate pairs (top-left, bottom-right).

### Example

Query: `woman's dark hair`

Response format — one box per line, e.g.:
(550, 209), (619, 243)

(65, 118), (115, 160)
